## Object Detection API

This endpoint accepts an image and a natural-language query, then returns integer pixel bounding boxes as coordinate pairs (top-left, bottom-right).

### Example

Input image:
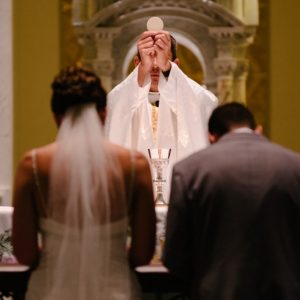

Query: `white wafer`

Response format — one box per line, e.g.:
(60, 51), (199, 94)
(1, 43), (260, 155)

(147, 17), (164, 31)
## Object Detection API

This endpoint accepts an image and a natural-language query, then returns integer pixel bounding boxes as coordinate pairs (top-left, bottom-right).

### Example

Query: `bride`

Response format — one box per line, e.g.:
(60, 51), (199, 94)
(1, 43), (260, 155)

(12, 66), (156, 299)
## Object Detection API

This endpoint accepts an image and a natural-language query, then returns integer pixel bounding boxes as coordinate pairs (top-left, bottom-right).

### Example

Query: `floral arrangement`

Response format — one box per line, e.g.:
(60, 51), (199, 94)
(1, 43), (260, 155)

(0, 229), (13, 262)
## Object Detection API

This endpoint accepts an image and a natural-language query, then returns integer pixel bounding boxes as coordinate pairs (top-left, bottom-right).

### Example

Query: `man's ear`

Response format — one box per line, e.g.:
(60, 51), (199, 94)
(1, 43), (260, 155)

(208, 133), (218, 144)
(255, 124), (263, 135)
(134, 56), (140, 67)
(173, 58), (180, 66)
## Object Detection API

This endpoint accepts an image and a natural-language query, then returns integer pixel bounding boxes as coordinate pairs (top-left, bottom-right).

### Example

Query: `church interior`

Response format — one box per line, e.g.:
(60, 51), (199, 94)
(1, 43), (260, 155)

(1, 0), (300, 297)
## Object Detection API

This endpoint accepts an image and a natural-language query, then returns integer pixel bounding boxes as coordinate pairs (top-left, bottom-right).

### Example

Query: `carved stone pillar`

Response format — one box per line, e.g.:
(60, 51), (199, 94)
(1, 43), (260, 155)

(0, 0), (13, 205)
(213, 58), (236, 104)
(234, 59), (249, 103)
(209, 26), (255, 104)
(72, 0), (87, 25)
(75, 27), (121, 91)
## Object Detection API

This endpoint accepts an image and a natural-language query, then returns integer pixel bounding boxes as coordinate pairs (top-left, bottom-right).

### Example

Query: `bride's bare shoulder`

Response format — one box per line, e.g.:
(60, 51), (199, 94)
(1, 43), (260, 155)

(17, 143), (57, 176)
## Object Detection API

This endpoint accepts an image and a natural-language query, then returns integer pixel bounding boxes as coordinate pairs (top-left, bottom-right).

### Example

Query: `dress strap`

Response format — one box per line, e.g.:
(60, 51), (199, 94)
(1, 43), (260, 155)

(31, 149), (46, 211)
(128, 150), (136, 214)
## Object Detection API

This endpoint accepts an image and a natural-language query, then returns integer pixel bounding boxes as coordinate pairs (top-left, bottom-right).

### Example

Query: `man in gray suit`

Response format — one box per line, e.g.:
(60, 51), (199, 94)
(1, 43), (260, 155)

(163, 102), (300, 300)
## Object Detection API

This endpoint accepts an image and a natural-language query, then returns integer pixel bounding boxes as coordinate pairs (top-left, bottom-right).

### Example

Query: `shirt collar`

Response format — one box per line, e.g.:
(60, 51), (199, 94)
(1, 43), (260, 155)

(148, 92), (160, 104)
(231, 127), (254, 134)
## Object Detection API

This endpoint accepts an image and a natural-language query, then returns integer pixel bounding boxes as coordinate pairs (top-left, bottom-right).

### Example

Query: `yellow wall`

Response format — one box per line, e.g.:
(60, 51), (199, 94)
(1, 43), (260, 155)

(14, 0), (60, 169)
(270, 1), (300, 152)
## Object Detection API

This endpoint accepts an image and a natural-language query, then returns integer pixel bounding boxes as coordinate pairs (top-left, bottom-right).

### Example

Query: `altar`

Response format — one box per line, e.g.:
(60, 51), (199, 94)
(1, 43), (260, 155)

(0, 205), (187, 299)
(0, 263), (186, 300)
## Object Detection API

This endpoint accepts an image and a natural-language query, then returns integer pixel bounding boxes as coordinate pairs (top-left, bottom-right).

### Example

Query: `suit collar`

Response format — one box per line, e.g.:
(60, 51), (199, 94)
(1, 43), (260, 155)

(218, 131), (269, 144)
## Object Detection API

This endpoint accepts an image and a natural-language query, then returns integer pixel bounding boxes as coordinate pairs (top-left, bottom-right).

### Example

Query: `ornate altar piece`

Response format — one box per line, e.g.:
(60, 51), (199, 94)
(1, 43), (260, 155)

(148, 148), (171, 261)
(148, 148), (171, 206)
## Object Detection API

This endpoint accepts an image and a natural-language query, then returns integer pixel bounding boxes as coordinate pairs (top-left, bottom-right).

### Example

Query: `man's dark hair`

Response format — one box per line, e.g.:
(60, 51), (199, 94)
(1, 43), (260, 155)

(51, 66), (106, 116)
(208, 102), (256, 136)
(170, 35), (177, 60)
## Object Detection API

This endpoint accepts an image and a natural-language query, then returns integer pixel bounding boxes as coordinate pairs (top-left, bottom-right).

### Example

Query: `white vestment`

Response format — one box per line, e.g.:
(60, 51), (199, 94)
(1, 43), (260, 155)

(105, 62), (218, 166)
(106, 62), (217, 245)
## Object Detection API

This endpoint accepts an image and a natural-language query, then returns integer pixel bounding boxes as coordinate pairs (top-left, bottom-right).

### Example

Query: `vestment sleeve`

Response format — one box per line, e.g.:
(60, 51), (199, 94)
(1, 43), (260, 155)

(104, 65), (151, 150)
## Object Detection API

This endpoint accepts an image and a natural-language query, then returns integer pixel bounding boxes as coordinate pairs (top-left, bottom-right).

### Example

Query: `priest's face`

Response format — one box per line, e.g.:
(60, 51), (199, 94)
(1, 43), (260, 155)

(134, 48), (178, 92)
(150, 65), (160, 92)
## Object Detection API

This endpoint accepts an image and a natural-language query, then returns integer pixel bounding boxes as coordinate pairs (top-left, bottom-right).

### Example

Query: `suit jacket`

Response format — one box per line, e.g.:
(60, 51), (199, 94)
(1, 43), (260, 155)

(163, 132), (300, 300)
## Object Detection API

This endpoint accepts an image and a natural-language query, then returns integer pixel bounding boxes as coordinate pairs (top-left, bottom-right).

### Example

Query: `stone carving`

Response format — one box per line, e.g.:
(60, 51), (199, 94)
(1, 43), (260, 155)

(209, 26), (255, 103)
(213, 58), (236, 77)
(93, 60), (114, 77)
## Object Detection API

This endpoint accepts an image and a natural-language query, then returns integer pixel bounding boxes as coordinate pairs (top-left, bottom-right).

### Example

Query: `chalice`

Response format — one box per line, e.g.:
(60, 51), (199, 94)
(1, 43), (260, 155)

(148, 148), (171, 206)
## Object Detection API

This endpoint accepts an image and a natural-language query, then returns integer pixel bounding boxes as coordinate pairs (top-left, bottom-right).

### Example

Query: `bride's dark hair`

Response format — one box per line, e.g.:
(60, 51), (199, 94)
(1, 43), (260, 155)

(51, 66), (106, 115)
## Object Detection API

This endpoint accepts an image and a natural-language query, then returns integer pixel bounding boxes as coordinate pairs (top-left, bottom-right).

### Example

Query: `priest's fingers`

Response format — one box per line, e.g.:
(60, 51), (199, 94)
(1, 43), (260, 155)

(154, 38), (168, 51)
(138, 31), (158, 42)
(154, 45), (170, 71)
(139, 46), (155, 73)
(138, 36), (155, 61)
(153, 31), (171, 44)
(141, 47), (155, 56)
(138, 40), (155, 52)
(138, 36), (154, 48)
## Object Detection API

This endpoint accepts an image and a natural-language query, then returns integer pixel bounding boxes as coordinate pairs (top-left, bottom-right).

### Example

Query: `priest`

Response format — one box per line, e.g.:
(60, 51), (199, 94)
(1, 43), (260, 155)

(105, 28), (218, 197)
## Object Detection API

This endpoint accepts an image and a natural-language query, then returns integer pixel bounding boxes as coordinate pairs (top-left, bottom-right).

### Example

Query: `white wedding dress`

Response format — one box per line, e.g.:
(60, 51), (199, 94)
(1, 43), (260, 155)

(25, 217), (141, 300)
(26, 104), (142, 300)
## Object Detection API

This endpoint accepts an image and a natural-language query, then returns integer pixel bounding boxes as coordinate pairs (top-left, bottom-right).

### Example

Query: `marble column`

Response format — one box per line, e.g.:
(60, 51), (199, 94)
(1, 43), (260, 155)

(0, 0), (13, 205)
(72, 0), (87, 25)
(213, 58), (236, 104)
(209, 26), (255, 104)
(75, 27), (120, 91)
(233, 59), (249, 103)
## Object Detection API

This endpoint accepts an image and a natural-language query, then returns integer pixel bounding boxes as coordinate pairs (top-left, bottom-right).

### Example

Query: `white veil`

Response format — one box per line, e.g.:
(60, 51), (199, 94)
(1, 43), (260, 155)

(47, 103), (128, 299)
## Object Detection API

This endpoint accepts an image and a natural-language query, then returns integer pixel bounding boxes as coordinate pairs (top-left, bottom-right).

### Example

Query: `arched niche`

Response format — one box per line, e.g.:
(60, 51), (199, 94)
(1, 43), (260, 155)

(74, 0), (259, 103)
